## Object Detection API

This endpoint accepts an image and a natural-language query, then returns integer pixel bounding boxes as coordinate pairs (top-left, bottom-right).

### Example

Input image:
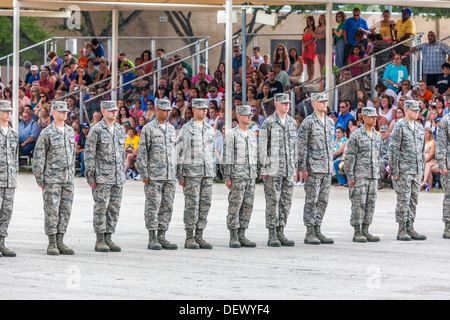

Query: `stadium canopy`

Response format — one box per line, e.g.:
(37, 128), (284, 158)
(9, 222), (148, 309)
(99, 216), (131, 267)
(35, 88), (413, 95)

(6, 0), (450, 131)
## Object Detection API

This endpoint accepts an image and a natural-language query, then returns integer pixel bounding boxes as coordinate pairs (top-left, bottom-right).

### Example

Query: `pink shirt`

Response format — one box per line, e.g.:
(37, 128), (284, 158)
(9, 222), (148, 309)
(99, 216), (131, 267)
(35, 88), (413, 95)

(348, 55), (362, 76)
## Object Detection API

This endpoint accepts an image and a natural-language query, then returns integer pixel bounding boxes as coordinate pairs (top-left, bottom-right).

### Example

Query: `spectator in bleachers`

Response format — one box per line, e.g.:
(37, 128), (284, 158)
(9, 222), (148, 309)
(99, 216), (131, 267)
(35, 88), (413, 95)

(37, 107), (51, 130)
(139, 87), (155, 112)
(239, 56), (256, 86)
(338, 69), (359, 107)
(393, 8), (415, 71)
(182, 77), (193, 99)
(23, 61), (33, 85)
(125, 127), (139, 178)
(418, 98), (430, 120)
(378, 94), (396, 125)
(272, 62), (290, 92)
(61, 50), (78, 75)
(333, 11), (346, 69)
(249, 70), (264, 94)
(232, 45), (243, 82)
(91, 38), (106, 65)
(156, 49), (169, 77)
(375, 83), (397, 106)
(76, 122), (90, 177)
(337, 101), (355, 130)
(257, 82), (273, 102)
(58, 65), (77, 92)
(121, 64), (137, 102)
(132, 67), (151, 97)
(397, 79), (412, 101)
(144, 99), (156, 121)
(118, 105), (135, 129)
(343, 8), (370, 62)
(94, 57), (111, 87)
(383, 54), (408, 92)
(302, 16), (316, 82)
(192, 64), (212, 87)
(405, 31), (450, 91)
(370, 9), (396, 42)
(47, 51), (64, 75)
(77, 47), (89, 70)
(266, 70), (284, 95)
(25, 65), (40, 91)
(85, 58), (98, 83)
(29, 86), (40, 110)
(259, 54), (272, 80)
(119, 52), (136, 73)
(18, 86), (30, 108)
(432, 95), (446, 117)
(347, 45), (364, 77)
(333, 126), (348, 186)
(206, 86), (222, 106)
(313, 14), (327, 75)
(251, 47), (264, 70)
(424, 107), (439, 137)
(288, 48), (304, 85)
(137, 50), (154, 74)
(38, 71), (55, 99)
(434, 63), (450, 95)
(19, 110), (40, 157)
(72, 66), (93, 92)
(130, 98), (144, 124)
(273, 44), (290, 74)
(169, 107), (185, 131)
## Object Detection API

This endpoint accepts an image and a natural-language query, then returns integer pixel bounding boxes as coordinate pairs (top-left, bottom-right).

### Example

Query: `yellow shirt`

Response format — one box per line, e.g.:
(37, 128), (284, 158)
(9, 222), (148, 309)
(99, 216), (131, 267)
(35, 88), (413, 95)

(125, 135), (140, 150)
(395, 18), (415, 46)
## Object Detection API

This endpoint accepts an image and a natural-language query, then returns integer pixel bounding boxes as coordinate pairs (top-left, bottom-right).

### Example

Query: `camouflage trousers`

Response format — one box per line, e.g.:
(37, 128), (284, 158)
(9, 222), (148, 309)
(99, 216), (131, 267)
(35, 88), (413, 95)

(92, 184), (123, 234)
(441, 174), (450, 223)
(227, 178), (255, 230)
(349, 178), (378, 226)
(183, 177), (213, 230)
(144, 180), (176, 231)
(42, 182), (74, 236)
(392, 174), (421, 223)
(263, 176), (293, 229)
(303, 173), (332, 227)
(0, 188), (15, 237)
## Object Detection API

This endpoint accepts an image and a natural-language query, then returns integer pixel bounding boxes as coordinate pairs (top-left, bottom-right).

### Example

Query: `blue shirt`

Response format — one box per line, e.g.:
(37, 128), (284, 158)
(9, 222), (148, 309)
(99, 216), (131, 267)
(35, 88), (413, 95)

(336, 112), (355, 130)
(122, 72), (137, 92)
(343, 17), (369, 46)
(140, 94), (155, 112)
(232, 55), (243, 75)
(383, 63), (408, 91)
(93, 44), (105, 58)
(28, 73), (40, 84)
(19, 119), (41, 143)
(415, 41), (450, 74)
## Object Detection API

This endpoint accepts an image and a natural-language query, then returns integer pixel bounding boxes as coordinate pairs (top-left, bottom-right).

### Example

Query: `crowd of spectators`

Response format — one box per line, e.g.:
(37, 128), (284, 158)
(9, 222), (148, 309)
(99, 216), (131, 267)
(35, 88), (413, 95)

(6, 8), (450, 187)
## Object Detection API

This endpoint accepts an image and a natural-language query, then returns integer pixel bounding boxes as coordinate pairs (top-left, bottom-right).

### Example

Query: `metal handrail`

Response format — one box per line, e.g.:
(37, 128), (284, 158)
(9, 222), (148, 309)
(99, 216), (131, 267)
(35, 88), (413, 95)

(261, 32), (425, 109)
(53, 37), (209, 103)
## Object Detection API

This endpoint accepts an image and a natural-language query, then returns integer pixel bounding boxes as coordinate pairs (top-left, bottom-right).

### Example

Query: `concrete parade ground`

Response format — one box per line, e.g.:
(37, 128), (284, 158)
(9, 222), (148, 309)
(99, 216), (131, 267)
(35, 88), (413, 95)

(1, 173), (449, 300)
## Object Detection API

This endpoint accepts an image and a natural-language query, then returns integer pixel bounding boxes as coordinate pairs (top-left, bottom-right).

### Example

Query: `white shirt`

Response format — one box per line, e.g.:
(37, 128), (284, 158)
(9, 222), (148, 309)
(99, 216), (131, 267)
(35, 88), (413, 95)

(1, 126), (8, 136)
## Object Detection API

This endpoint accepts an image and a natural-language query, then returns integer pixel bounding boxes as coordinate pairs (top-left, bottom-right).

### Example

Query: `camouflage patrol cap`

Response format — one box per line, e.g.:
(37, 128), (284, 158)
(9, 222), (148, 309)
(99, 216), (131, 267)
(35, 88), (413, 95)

(192, 98), (208, 109)
(274, 93), (290, 104)
(403, 100), (421, 111)
(51, 101), (69, 112)
(380, 125), (389, 132)
(155, 99), (171, 111)
(0, 100), (13, 112)
(311, 92), (328, 102)
(362, 106), (378, 117)
(101, 101), (118, 111)
(236, 105), (253, 116)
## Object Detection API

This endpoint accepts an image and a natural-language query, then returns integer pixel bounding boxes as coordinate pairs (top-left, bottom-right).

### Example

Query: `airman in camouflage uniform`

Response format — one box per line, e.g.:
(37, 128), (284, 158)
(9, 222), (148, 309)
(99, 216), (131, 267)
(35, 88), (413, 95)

(0, 101), (18, 257)
(389, 100), (427, 241)
(136, 99), (178, 250)
(259, 93), (297, 247)
(33, 101), (76, 255)
(436, 113), (450, 239)
(297, 92), (335, 245)
(176, 98), (215, 249)
(344, 107), (382, 243)
(222, 105), (258, 248)
(85, 101), (126, 253)
(379, 125), (390, 187)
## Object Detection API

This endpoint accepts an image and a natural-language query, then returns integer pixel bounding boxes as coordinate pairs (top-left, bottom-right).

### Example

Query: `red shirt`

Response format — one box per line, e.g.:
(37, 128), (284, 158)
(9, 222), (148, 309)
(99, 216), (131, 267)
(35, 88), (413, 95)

(38, 80), (54, 99)
(419, 90), (433, 102)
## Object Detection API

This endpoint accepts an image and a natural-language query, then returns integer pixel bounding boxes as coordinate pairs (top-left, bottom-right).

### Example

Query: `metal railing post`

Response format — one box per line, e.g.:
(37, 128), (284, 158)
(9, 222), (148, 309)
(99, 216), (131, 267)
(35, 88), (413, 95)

(107, 38), (112, 63)
(205, 38), (209, 73)
(7, 56), (10, 86)
(151, 39), (156, 90)
(371, 56), (376, 98)
(290, 90), (295, 117)
(119, 73), (124, 99)
(195, 40), (201, 74)
(44, 40), (48, 67)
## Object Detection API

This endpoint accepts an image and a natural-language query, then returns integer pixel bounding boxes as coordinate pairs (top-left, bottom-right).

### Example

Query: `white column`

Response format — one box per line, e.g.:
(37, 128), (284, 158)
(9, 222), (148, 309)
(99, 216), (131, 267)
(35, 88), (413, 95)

(12, 0), (20, 132)
(111, 9), (119, 102)
(325, 2), (333, 100)
(225, 0), (233, 132)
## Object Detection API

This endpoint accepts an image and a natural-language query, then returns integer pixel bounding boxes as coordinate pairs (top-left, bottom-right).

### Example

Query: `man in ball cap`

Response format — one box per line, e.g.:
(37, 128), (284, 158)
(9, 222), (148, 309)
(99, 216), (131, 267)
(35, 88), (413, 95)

(0, 101), (18, 257)
(344, 107), (382, 243)
(176, 98), (215, 249)
(389, 100), (427, 241)
(33, 101), (76, 255)
(222, 105), (258, 248)
(298, 92), (335, 245)
(259, 93), (297, 247)
(136, 99), (179, 250)
(436, 112), (450, 239)
(84, 100), (126, 253)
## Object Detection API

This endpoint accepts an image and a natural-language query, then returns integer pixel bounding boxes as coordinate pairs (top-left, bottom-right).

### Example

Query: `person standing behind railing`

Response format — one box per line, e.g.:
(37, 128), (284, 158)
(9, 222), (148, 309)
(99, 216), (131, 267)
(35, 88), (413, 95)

(392, 8), (415, 73)
(333, 11), (346, 69)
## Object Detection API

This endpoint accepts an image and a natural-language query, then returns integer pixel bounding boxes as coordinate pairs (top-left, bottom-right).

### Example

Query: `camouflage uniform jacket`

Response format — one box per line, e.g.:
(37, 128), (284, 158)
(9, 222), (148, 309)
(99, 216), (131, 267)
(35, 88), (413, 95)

(84, 119), (126, 185)
(380, 136), (390, 161)
(176, 120), (215, 180)
(436, 114), (450, 170)
(258, 112), (298, 177)
(297, 112), (334, 174)
(32, 122), (76, 186)
(389, 118), (425, 176)
(136, 119), (177, 181)
(221, 126), (258, 180)
(344, 126), (382, 181)
(0, 127), (18, 188)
